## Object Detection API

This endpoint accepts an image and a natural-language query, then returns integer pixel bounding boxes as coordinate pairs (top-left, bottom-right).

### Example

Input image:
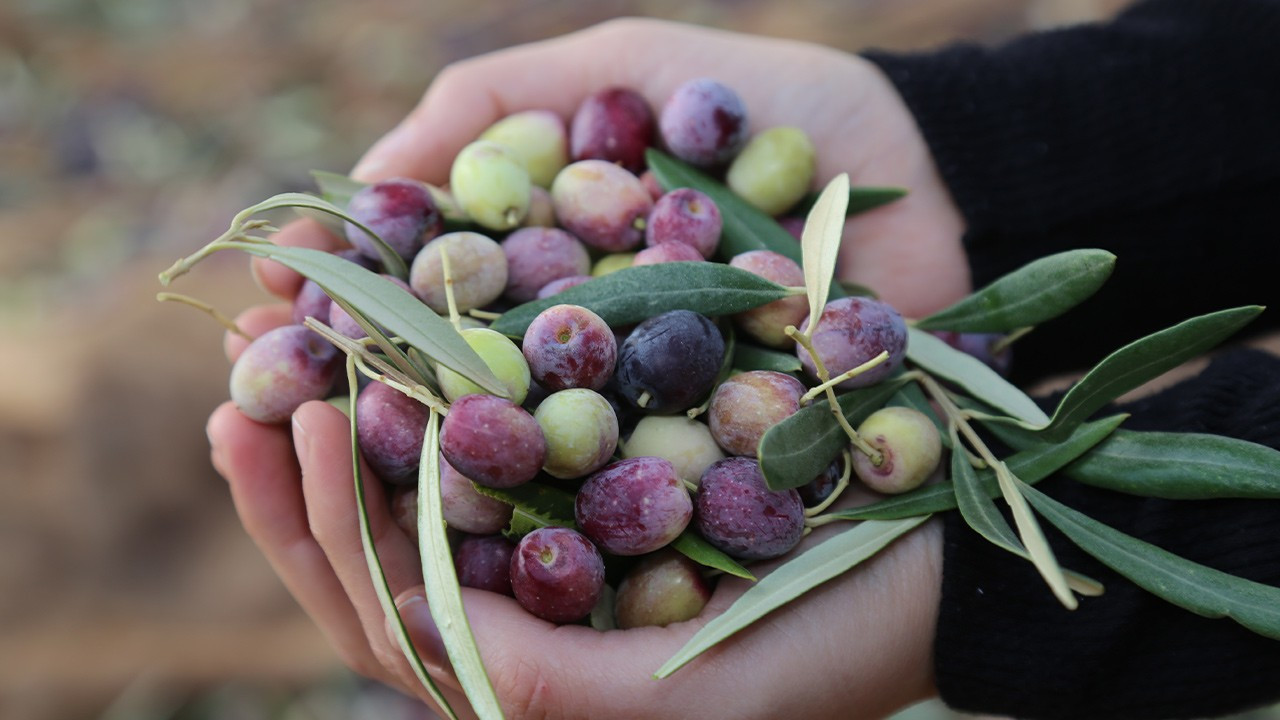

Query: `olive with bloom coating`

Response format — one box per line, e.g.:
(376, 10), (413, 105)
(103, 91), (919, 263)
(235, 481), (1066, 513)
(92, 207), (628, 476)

(551, 160), (653, 252)
(797, 296), (908, 390)
(439, 394), (546, 489)
(622, 415), (724, 487)
(708, 370), (805, 456)
(729, 250), (808, 348)
(659, 78), (748, 167)
(478, 110), (568, 188)
(534, 389), (619, 479)
(575, 457), (692, 556)
(457, 535), (517, 596)
(409, 231), (507, 314)
(436, 327), (530, 404)
(695, 457), (804, 560)
(440, 456), (514, 534)
(521, 304), (617, 391)
(615, 549), (711, 629)
(510, 527), (605, 623)
(356, 380), (429, 485)
(501, 227), (591, 303)
(645, 188), (722, 259)
(852, 406), (943, 495)
(570, 87), (655, 173)
(344, 178), (442, 261)
(632, 241), (705, 266)
(229, 325), (341, 424)
(726, 126), (816, 215)
(614, 310), (724, 413)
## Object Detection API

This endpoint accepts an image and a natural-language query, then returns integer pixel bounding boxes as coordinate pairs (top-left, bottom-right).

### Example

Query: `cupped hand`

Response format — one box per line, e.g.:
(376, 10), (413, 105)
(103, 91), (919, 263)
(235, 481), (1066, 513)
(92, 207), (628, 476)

(217, 17), (966, 719)
(256, 17), (969, 319)
(209, 381), (941, 720)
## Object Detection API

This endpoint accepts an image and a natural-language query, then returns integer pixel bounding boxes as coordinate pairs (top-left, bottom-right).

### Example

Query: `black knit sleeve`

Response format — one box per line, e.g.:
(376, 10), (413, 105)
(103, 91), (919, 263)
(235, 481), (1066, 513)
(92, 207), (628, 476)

(863, 0), (1280, 384)
(932, 348), (1280, 720)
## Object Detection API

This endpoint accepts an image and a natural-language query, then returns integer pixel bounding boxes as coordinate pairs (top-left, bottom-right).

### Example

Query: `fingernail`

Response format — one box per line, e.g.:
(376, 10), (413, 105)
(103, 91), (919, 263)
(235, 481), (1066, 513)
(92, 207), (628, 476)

(390, 595), (452, 677)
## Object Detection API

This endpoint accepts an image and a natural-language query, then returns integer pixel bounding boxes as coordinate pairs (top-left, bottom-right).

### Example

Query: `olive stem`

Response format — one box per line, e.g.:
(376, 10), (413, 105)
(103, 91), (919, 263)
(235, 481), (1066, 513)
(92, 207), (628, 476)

(798, 351), (890, 405)
(785, 325), (882, 464)
(918, 372), (1076, 609)
(439, 246), (463, 334)
(304, 317), (449, 415)
(991, 326), (1034, 355)
(468, 309), (502, 321)
(156, 292), (251, 340)
(804, 449), (852, 519)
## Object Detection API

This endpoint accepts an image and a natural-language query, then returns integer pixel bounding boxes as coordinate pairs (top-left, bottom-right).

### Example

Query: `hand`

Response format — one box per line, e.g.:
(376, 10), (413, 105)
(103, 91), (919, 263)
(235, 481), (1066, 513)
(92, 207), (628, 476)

(209, 394), (942, 720)
(215, 18), (963, 718)
(253, 18), (970, 319)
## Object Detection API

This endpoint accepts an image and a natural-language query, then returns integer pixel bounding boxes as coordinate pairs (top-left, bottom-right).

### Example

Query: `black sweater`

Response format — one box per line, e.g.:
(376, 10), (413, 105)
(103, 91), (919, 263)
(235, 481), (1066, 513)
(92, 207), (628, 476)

(865, 1), (1280, 718)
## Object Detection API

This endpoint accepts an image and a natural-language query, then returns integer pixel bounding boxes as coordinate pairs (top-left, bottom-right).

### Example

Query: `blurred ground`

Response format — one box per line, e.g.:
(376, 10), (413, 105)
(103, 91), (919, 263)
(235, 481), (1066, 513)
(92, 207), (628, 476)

(5, 1), (1274, 719)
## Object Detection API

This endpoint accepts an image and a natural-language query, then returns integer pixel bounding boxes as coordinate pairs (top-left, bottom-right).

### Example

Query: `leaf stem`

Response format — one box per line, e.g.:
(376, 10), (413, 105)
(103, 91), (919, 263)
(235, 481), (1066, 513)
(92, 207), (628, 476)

(305, 318), (449, 415)
(440, 246), (463, 334)
(156, 292), (251, 340)
(919, 372), (1076, 609)
(991, 326), (1033, 355)
(799, 351), (889, 405)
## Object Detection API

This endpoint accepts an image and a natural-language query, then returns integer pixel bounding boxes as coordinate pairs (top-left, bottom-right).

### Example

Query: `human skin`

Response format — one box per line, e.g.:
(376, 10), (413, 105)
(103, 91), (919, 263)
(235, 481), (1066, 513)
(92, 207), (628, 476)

(214, 18), (969, 719)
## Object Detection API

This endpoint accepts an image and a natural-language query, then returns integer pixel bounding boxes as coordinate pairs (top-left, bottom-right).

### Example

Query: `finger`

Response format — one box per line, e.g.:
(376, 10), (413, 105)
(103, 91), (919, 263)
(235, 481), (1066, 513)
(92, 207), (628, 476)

(223, 303), (292, 363)
(207, 401), (390, 684)
(294, 400), (429, 693)
(251, 218), (347, 302)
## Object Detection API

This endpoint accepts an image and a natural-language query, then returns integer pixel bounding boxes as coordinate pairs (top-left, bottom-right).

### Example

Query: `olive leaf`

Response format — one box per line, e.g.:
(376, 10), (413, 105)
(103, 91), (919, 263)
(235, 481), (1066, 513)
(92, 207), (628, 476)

(1019, 480), (1280, 641)
(1064, 430), (1280, 500)
(792, 186), (908, 217)
(239, 192), (408, 280)
(419, 412), (505, 720)
(732, 343), (803, 373)
(1040, 306), (1264, 440)
(827, 414), (1125, 521)
(329, 295), (430, 387)
(950, 443), (1102, 597)
(758, 377), (909, 491)
(800, 173), (850, 337)
(906, 327), (1050, 425)
(344, 360), (457, 720)
(489, 263), (793, 337)
(471, 481), (577, 540)
(671, 531), (756, 581)
(221, 242), (504, 396)
(312, 169), (468, 223)
(916, 249), (1115, 332)
(654, 515), (930, 678)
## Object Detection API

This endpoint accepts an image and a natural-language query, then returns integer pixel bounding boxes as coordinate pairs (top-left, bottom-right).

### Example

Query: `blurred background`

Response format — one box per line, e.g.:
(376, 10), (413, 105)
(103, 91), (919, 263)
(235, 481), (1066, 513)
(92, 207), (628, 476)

(7, 1), (1275, 719)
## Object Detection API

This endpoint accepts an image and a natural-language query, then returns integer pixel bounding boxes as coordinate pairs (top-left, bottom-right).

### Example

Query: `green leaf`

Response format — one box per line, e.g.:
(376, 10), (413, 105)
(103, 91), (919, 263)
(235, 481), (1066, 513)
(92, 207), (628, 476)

(732, 343), (803, 373)
(654, 515), (930, 678)
(1020, 480), (1280, 641)
(671, 531), (756, 581)
(1041, 306), (1263, 440)
(1065, 430), (1280, 500)
(490, 263), (791, 337)
(311, 169), (367, 207)
(916, 249), (1115, 332)
(828, 414), (1125, 521)
(241, 192), (408, 280)
(800, 173), (849, 336)
(906, 327), (1050, 425)
(329, 295), (430, 387)
(758, 377), (908, 491)
(344, 360), (457, 719)
(792, 186), (908, 218)
(950, 442), (1102, 598)
(471, 481), (577, 540)
(419, 412), (505, 720)
(221, 242), (504, 397)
